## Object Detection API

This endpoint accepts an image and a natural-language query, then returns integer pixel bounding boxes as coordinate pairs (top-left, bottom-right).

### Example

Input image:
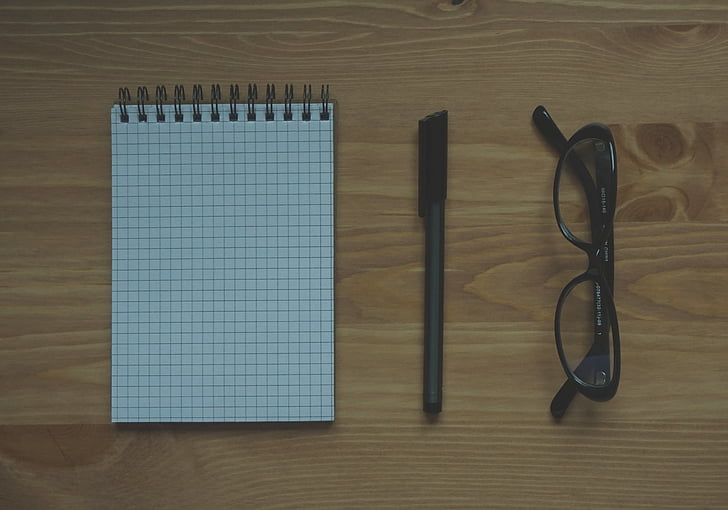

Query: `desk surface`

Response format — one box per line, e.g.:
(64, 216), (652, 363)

(1, 1), (727, 508)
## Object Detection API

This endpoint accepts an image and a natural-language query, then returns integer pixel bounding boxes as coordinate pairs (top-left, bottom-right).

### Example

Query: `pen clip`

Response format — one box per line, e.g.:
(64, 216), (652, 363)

(418, 110), (448, 218)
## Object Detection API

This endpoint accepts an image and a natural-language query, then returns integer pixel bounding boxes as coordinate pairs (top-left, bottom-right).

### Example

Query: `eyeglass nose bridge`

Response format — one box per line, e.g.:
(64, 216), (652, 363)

(585, 246), (607, 277)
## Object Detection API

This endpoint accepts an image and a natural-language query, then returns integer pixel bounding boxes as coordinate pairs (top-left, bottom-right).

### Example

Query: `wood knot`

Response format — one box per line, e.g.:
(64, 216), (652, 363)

(663, 23), (720, 40)
(617, 188), (688, 222)
(666, 24), (701, 33)
(635, 124), (686, 165)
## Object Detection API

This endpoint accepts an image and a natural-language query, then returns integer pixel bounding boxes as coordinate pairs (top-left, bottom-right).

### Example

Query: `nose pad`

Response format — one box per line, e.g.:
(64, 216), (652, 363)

(596, 370), (607, 386)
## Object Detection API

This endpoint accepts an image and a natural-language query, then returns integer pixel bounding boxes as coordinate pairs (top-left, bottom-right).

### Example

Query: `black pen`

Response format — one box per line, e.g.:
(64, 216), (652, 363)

(418, 110), (448, 414)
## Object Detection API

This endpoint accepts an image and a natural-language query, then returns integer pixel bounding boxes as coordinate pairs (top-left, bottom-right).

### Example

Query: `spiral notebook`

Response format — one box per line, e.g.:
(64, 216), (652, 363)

(111, 84), (334, 422)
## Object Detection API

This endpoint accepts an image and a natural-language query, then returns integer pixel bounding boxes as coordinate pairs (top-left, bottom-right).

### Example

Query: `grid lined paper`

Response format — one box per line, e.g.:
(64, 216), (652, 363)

(111, 101), (334, 422)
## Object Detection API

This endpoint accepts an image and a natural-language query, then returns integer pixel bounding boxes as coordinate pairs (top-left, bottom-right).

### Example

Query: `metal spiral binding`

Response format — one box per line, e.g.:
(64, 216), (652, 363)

(118, 83), (331, 123)
(284, 84), (294, 121)
(174, 85), (185, 122)
(320, 84), (330, 121)
(192, 84), (203, 122)
(247, 84), (257, 121)
(155, 85), (167, 122)
(118, 87), (131, 123)
(137, 86), (149, 122)
(302, 84), (312, 121)
(265, 84), (276, 121)
(229, 84), (240, 121)
(210, 84), (221, 122)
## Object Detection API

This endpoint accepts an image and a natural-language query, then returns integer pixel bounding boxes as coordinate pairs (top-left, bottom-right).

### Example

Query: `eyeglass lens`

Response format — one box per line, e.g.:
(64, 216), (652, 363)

(559, 278), (615, 387)
(557, 138), (611, 244)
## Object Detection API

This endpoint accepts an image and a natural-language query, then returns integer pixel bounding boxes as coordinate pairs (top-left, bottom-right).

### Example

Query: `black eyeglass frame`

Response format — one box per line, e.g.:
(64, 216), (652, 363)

(532, 105), (621, 419)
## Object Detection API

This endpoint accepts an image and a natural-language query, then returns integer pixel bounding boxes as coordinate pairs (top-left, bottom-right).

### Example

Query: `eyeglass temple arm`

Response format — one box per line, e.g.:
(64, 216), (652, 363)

(595, 150), (616, 291)
(591, 153), (615, 355)
(550, 378), (578, 419)
(532, 105), (568, 152)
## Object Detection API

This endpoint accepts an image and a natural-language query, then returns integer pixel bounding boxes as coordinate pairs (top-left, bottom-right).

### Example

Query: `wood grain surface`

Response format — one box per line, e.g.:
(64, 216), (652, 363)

(1, 1), (728, 508)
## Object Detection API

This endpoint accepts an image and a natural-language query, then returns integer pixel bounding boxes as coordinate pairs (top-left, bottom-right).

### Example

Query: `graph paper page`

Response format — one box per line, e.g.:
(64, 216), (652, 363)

(111, 102), (334, 422)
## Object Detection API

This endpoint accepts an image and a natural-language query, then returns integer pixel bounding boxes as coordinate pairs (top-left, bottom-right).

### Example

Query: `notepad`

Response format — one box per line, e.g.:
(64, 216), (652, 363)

(111, 90), (334, 422)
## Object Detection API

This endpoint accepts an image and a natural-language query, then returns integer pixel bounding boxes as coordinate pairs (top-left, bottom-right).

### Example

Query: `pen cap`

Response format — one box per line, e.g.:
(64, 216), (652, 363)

(418, 110), (448, 217)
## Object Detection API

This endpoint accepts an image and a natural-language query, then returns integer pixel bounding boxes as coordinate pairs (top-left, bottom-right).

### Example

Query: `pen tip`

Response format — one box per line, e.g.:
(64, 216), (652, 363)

(423, 402), (442, 414)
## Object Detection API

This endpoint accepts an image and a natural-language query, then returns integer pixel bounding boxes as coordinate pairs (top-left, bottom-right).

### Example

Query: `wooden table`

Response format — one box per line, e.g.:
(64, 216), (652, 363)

(2, 1), (727, 508)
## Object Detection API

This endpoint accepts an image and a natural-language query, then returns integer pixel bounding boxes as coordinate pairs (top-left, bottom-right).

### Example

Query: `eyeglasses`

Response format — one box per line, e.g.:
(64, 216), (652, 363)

(532, 106), (621, 419)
